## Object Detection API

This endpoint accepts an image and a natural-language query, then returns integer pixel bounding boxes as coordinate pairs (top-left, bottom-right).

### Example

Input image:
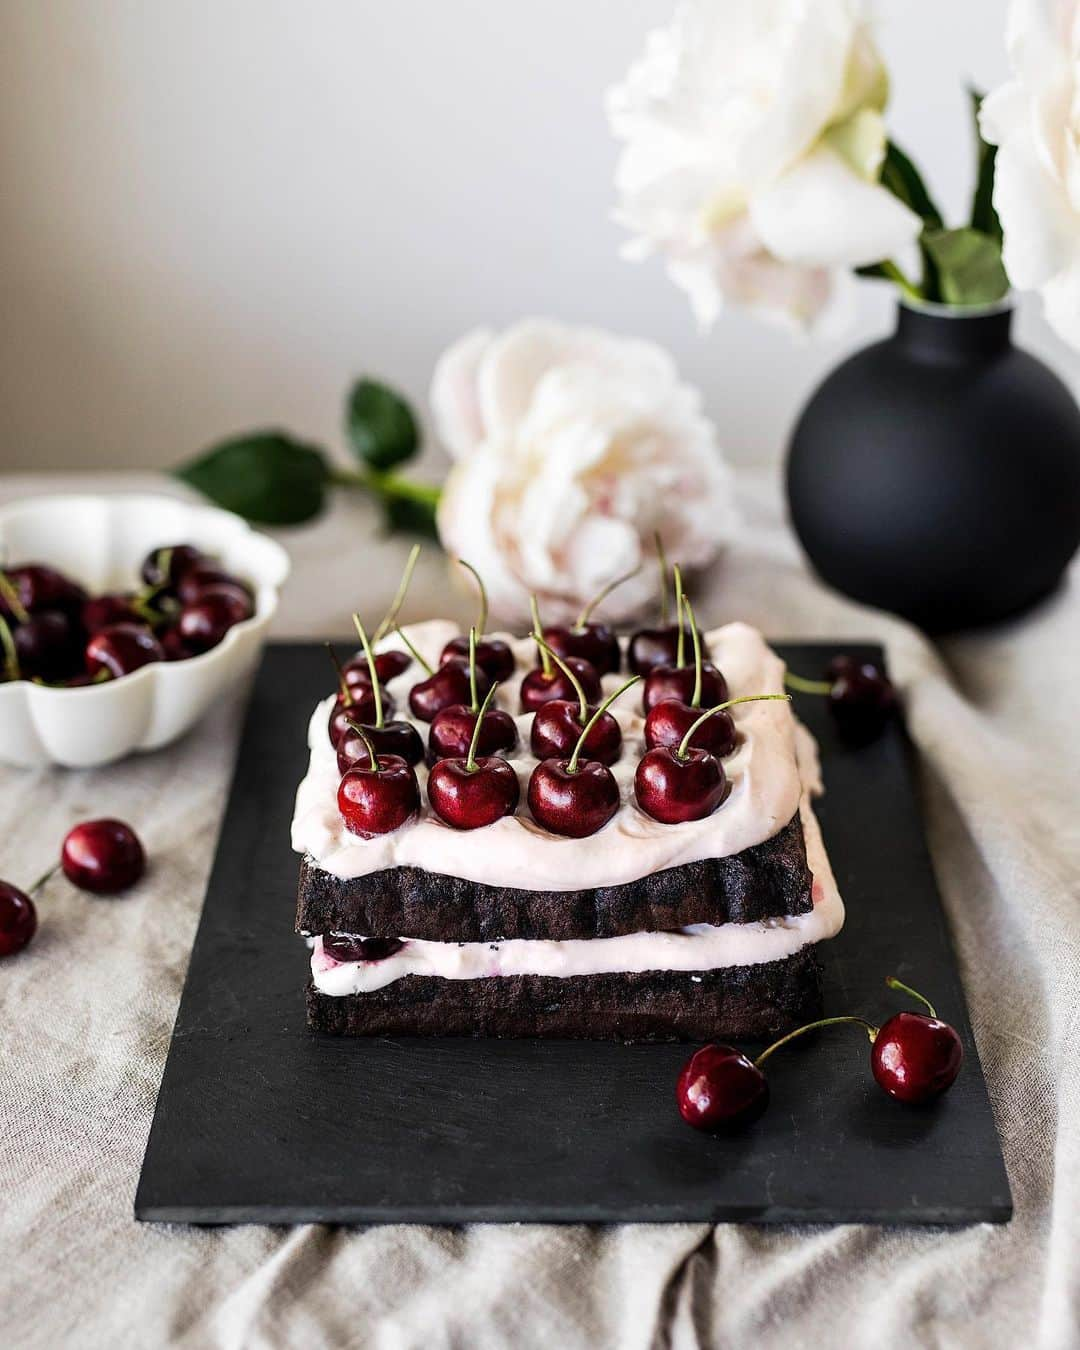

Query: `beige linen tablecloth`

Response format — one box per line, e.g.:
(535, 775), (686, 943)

(1, 471), (1077, 1350)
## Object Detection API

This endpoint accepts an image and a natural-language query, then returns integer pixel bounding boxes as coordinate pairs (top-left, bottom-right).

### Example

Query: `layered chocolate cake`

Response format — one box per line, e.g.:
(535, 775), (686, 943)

(292, 618), (844, 1042)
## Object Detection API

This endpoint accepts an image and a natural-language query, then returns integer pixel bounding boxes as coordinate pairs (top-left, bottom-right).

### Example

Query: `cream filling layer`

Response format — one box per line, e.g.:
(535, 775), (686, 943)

(310, 796), (843, 995)
(291, 620), (820, 892)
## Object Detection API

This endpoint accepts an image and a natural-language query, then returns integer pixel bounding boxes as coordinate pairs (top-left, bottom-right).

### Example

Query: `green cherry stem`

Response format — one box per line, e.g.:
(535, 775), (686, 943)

(465, 681), (500, 773)
(26, 860), (61, 896)
(325, 642), (354, 707)
(352, 615), (383, 729)
(0, 614), (20, 682)
(468, 626), (479, 713)
(373, 544), (421, 646)
(673, 565), (686, 667)
(0, 571), (29, 625)
(567, 676), (640, 775)
(574, 565), (640, 632)
(458, 558), (488, 640)
(682, 592), (703, 707)
(754, 1015), (879, 1069)
(393, 625), (434, 677)
(533, 635), (588, 722)
(655, 531), (670, 628)
(346, 719), (381, 773)
(784, 671), (834, 696)
(531, 595), (551, 677)
(675, 694), (791, 761)
(886, 975), (938, 1019)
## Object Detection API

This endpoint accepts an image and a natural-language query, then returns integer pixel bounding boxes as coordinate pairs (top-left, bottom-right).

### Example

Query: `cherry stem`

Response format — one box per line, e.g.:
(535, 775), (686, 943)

(324, 642), (353, 706)
(886, 975), (937, 1019)
(0, 614), (19, 682)
(655, 531), (669, 628)
(0, 570), (29, 625)
(531, 595), (551, 676)
(567, 675), (640, 775)
(346, 718), (381, 773)
(676, 694), (791, 760)
(574, 565), (640, 631)
(754, 1015), (879, 1069)
(393, 625), (434, 676)
(465, 680), (500, 773)
(682, 592), (703, 707)
(373, 544), (421, 646)
(27, 860), (61, 896)
(458, 559), (488, 640)
(352, 615), (383, 729)
(533, 635), (587, 722)
(468, 626), (479, 713)
(674, 565), (685, 667)
(785, 672), (834, 696)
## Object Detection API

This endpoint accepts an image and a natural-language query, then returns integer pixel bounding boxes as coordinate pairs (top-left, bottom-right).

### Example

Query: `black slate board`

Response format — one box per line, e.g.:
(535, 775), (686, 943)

(135, 643), (1012, 1226)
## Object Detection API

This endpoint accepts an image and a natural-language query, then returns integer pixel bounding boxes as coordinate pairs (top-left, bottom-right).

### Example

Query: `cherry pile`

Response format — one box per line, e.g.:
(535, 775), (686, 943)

(0, 544), (254, 688)
(677, 976), (964, 1132)
(0, 818), (146, 958)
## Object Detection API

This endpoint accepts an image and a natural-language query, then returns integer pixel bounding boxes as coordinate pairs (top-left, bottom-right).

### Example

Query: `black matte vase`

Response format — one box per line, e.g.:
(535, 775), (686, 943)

(786, 300), (1080, 634)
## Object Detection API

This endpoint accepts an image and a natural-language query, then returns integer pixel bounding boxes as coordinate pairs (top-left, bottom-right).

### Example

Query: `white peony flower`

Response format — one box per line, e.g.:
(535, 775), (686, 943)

(980, 0), (1080, 349)
(431, 319), (737, 625)
(607, 0), (922, 335)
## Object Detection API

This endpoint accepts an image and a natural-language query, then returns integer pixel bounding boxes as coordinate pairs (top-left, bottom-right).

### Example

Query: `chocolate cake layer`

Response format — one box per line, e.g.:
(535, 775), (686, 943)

(297, 812), (812, 942)
(306, 946), (823, 1042)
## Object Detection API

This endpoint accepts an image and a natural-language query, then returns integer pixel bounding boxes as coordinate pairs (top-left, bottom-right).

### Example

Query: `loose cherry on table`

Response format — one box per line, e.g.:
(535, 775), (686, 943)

(520, 595), (602, 713)
(61, 818), (146, 894)
(530, 637), (623, 766)
(439, 559), (515, 682)
(428, 629), (518, 761)
(398, 625), (492, 723)
(644, 593), (735, 757)
(334, 619), (424, 770)
(527, 676), (639, 837)
(541, 567), (640, 677)
(636, 695), (790, 824)
(785, 657), (897, 744)
(427, 682), (521, 829)
(677, 976), (964, 1134)
(337, 726), (421, 839)
(85, 623), (165, 680)
(323, 934), (404, 962)
(0, 881), (38, 957)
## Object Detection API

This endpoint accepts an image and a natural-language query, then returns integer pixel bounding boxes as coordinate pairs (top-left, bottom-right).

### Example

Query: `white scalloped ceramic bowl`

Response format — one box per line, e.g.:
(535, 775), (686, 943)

(0, 493), (290, 768)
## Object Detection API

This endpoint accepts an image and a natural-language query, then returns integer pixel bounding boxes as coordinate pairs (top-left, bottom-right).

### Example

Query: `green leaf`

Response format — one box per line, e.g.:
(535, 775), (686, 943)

(175, 430), (330, 525)
(880, 142), (944, 230)
(969, 89), (1003, 245)
(347, 378), (419, 471)
(379, 492), (440, 540)
(921, 228), (1009, 306)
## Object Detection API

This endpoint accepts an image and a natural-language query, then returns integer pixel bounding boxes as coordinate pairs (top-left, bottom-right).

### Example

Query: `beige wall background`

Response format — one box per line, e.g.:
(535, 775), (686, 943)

(0, 0), (1075, 476)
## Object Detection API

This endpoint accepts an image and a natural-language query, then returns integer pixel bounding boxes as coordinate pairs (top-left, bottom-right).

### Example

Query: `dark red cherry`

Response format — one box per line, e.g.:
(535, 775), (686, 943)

(644, 700), (736, 757)
(322, 934), (405, 962)
(428, 703), (518, 761)
(82, 593), (140, 634)
(519, 656), (602, 713)
(336, 719), (425, 772)
(158, 626), (193, 661)
(337, 755), (420, 838)
(642, 662), (726, 713)
(828, 657), (896, 744)
(871, 1012), (963, 1104)
(176, 565), (253, 607)
(3, 564), (87, 617)
(634, 745), (725, 823)
(628, 626), (682, 676)
(527, 758), (620, 837)
(676, 1044), (769, 1132)
(440, 635), (515, 682)
(176, 586), (252, 654)
(140, 544), (206, 590)
(327, 685), (387, 745)
(0, 881), (37, 956)
(367, 648), (412, 682)
(530, 699), (621, 766)
(428, 756), (520, 829)
(61, 818), (146, 894)
(542, 623), (621, 676)
(85, 623), (164, 679)
(14, 610), (81, 681)
(408, 659), (491, 723)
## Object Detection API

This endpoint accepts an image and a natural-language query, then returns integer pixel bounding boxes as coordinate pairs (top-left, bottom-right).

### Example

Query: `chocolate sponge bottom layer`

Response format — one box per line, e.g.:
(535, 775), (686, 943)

(306, 947), (823, 1043)
(297, 812), (812, 943)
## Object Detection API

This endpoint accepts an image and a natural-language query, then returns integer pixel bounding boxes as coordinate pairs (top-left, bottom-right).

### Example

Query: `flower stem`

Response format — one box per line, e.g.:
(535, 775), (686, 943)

(393, 625), (433, 676)
(465, 681), (499, 772)
(567, 676), (640, 775)
(373, 544), (421, 646)
(352, 615), (383, 728)
(885, 975), (937, 1019)
(328, 465), (442, 508)
(754, 1015), (879, 1069)
(784, 672), (834, 696)
(675, 694), (790, 760)
(878, 259), (923, 302)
